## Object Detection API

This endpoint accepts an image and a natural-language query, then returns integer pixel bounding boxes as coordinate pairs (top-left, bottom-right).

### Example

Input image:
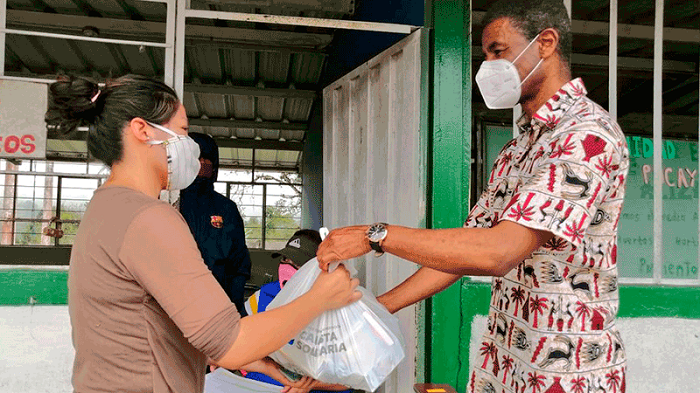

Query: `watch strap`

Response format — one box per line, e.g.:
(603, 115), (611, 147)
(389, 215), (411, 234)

(369, 239), (384, 256)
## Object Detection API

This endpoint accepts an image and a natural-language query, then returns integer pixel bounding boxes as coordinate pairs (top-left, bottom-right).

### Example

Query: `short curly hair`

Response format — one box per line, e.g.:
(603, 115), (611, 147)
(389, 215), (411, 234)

(482, 0), (572, 66)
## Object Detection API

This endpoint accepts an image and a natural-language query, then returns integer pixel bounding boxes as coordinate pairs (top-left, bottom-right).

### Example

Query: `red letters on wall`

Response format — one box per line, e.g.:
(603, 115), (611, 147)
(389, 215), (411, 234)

(0, 134), (37, 155)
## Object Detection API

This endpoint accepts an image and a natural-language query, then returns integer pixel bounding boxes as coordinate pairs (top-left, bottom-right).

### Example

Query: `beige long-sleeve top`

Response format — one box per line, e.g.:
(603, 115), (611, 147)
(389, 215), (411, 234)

(69, 186), (241, 393)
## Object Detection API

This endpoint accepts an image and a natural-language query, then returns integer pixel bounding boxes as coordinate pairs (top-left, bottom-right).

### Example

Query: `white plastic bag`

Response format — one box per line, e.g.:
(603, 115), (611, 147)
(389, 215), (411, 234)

(266, 258), (405, 392)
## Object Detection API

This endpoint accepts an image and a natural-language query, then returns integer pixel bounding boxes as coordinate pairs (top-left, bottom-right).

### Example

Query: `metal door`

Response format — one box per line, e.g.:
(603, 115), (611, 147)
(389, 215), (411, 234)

(322, 28), (428, 392)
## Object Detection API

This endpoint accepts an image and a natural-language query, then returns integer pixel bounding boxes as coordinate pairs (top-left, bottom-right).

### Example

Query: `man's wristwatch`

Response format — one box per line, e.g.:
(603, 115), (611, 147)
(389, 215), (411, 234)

(366, 223), (388, 257)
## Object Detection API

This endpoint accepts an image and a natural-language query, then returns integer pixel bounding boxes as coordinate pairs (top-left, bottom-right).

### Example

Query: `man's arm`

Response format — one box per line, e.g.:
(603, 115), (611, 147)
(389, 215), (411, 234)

(318, 221), (552, 314)
(318, 221), (553, 276)
(376, 267), (460, 314)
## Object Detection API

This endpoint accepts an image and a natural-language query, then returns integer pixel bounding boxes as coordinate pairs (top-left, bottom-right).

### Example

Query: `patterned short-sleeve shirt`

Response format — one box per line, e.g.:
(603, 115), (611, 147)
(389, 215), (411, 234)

(466, 79), (629, 393)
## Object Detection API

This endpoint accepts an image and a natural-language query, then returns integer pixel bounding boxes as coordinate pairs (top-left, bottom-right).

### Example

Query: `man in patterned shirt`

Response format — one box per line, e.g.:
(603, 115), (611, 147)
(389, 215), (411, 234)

(316, 0), (629, 392)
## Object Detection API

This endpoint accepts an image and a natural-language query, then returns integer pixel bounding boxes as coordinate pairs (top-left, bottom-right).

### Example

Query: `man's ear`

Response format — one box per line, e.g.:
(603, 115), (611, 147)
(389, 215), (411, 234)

(128, 117), (152, 143)
(537, 28), (560, 59)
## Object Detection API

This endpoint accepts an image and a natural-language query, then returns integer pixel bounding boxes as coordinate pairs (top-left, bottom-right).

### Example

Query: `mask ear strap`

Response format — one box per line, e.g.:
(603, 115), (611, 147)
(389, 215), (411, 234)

(521, 58), (544, 85)
(511, 33), (541, 65)
(146, 121), (178, 138)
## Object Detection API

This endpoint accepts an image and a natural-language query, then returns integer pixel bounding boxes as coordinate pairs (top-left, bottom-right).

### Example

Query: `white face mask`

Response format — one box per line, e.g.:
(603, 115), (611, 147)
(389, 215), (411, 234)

(146, 122), (201, 191)
(475, 34), (543, 109)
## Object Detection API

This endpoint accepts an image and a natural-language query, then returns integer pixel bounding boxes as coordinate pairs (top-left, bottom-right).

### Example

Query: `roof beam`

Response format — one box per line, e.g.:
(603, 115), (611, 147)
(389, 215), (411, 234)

(184, 83), (317, 99)
(6, 10), (163, 38)
(192, 0), (355, 14)
(572, 53), (696, 74)
(213, 137), (304, 151)
(185, 9), (417, 34)
(619, 113), (700, 136)
(185, 24), (332, 48)
(662, 76), (700, 112)
(188, 118), (308, 131)
(664, 90), (699, 113)
(472, 104), (700, 137)
(45, 133), (304, 151)
(48, 120), (308, 139)
(5, 10), (333, 49)
(39, 154), (304, 170)
(215, 162), (300, 171)
(472, 11), (700, 43)
(472, 47), (697, 74)
(185, 39), (328, 55)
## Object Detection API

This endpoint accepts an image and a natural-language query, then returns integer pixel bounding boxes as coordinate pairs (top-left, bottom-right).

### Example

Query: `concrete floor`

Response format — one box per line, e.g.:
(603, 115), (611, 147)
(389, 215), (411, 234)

(3, 306), (700, 393)
(0, 306), (73, 393)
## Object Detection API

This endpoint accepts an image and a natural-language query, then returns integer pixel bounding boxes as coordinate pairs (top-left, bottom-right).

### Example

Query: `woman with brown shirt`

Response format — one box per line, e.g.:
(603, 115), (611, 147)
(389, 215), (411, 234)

(47, 75), (361, 393)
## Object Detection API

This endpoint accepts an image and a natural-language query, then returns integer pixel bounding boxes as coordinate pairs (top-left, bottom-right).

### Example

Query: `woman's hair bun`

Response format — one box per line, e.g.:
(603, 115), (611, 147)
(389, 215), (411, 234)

(45, 74), (179, 167)
(45, 76), (102, 137)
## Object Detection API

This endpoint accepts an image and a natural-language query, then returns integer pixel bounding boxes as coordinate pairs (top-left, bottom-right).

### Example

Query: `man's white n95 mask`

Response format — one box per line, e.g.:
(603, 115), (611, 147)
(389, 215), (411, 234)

(475, 34), (543, 109)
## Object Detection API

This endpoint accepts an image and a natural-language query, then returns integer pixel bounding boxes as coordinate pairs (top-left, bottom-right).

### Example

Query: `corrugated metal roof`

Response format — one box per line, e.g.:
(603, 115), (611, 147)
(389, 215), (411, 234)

(229, 95), (256, 119)
(5, 36), (165, 77)
(290, 53), (325, 84)
(217, 147), (300, 169)
(7, 0), (350, 171)
(283, 97), (314, 122)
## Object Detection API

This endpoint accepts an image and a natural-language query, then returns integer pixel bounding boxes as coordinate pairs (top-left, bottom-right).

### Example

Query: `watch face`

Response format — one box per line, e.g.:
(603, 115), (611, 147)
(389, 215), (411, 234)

(368, 224), (386, 242)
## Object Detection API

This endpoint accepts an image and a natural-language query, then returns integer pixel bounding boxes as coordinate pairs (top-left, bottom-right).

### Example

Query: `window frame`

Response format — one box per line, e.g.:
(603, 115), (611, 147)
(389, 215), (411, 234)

(0, 159), (303, 252)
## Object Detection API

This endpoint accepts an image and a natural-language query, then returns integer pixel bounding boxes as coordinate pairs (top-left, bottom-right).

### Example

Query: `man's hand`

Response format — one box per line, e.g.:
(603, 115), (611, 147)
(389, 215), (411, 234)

(316, 225), (372, 271)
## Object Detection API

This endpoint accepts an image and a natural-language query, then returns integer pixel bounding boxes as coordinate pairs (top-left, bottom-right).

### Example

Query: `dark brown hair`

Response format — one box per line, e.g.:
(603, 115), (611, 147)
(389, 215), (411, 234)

(45, 74), (180, 167)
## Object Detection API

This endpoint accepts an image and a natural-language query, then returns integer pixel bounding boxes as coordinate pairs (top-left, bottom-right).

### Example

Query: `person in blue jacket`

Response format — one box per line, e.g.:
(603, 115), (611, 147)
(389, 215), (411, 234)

(244, 229), (351, 393)
(180, 132), (251, 316)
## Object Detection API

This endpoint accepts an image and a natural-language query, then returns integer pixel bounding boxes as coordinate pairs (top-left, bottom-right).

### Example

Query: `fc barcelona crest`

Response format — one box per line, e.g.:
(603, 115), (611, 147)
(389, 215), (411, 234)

(210, 215), (223, 228)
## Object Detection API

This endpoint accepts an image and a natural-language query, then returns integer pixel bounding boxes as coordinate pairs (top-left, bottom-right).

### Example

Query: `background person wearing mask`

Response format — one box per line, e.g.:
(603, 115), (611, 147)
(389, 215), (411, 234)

(317, 0), (629, 392)
(180, 132), (251, 316)
(244, 229), (351, 393)
(48, 74), (361, 393)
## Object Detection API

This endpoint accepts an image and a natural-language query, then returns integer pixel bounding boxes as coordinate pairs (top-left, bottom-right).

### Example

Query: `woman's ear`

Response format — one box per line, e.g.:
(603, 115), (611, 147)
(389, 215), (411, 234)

(128, 117), (152, 143)
(537, 28), (560, 59)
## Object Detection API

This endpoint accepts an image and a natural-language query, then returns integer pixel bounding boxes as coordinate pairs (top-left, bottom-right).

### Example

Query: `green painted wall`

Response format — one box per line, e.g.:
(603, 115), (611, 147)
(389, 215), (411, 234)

(0, 269), (68, 304)
(426, 0), (473, 389)
(0, 250), (280, 305)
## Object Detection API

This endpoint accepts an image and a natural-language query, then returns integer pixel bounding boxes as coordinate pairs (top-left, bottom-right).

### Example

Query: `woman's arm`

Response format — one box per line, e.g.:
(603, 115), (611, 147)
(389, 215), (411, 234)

(123, 205), (362, 372)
